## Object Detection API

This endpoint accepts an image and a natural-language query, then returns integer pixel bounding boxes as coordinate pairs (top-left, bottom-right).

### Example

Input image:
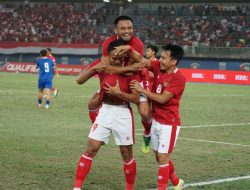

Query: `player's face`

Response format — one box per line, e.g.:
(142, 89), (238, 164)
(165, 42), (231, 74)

(159, 50), (176, 72)
(115, 20), (133, 41)
(109, 51), (123, 66)
(146, 48), (154, 59)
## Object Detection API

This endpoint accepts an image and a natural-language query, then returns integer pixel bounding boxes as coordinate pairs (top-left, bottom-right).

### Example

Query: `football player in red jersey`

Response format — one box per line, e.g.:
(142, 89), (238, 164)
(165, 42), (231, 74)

(46, 48), (59, 97)
(114, 44), (186, 190)
(86, 16), (156, 154)
(73, 39), (140, 190)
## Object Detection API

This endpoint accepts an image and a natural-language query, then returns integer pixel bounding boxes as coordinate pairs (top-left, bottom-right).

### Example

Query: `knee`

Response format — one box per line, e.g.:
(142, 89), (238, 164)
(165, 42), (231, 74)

(120, 146), (133, 162)
(157, 153), (170, 165)
(84, 144), (101, 158)
(88, 94), (101, 110)
(139, 108), (151, 119)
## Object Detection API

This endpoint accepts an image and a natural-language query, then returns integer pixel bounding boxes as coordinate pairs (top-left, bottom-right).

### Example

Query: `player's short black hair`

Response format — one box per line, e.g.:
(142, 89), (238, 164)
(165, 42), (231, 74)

(46, 48), (52, 53)
(40, 49), (48, 57)
(114, 15), (133, 26)
(147, 45), (159, 54)
(108, 39), (126, 53)
(161, 44), (184, 65)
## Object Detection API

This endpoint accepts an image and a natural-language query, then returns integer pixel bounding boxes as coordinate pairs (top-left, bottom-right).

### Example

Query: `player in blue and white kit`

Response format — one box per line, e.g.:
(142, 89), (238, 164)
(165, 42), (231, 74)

(36, 49), (55, 109)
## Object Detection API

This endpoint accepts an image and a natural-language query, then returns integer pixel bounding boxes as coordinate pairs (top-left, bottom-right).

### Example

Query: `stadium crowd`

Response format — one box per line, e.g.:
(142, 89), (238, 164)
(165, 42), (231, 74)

(0, 2), (249, 47)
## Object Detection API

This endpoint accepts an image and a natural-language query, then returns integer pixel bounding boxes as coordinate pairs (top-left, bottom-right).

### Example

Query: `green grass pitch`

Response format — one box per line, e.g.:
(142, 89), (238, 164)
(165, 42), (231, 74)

(0, 72), (250, 190)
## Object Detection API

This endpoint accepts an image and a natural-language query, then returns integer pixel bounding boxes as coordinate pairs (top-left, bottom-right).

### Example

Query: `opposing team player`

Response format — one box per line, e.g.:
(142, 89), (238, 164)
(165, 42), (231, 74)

(36, 49), (55, 110)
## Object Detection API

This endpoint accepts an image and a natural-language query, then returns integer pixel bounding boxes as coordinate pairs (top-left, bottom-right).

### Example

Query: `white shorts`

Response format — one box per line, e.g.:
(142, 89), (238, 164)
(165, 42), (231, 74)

(139, 82), (148, 102)
(151, 119), (180, 153)
(88, 103), (135, 145)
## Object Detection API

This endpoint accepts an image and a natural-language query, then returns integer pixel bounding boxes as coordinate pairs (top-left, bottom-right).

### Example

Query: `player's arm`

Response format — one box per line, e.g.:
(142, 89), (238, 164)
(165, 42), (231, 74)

(130, 80), (174, 104)
(76, 67), (96, 85)
(104, 80), (140, 104)
(104, 62), (144, 74)
(113, 45), (151, 68)
(54, 66), (59, 77)
(76, 61), (105, 84)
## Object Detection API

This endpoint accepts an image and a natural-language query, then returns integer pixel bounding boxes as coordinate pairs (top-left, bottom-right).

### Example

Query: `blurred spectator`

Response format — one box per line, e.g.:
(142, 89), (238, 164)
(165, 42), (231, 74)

(0, 3), (249, 48)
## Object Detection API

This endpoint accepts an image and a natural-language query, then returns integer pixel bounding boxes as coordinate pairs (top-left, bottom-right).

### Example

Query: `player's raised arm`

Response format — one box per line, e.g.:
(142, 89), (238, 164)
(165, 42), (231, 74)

(76, 59), (105, 85)
(113, 45), (151, 68)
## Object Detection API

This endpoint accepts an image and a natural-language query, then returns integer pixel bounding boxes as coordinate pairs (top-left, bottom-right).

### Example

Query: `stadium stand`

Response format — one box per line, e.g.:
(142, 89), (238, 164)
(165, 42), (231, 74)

(0, 2), (249, 48)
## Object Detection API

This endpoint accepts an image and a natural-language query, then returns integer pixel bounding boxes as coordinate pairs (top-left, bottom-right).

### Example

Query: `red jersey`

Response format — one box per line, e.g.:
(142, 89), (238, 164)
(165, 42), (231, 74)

(102, 35), (144, 57)
(87, 59), (140, 104)
(99, 72), (139, 104)
(151, 61), (186, 125)
(47, 55), (56, 65)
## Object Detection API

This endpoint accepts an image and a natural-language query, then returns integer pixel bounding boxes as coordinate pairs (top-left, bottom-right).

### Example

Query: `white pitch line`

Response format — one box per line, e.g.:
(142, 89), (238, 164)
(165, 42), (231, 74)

(179, 137), (250, 147)
(148, 175), (250, 190)
(134, 133), (250, 147)
(181, 122), (250, 129)
(135, 122), (250, 131)
(191, 94), (248, 97)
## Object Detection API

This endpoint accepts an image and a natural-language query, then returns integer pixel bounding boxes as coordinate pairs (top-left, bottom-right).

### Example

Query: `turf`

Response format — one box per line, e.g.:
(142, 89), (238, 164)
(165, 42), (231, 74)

(0, 72), (249, 190)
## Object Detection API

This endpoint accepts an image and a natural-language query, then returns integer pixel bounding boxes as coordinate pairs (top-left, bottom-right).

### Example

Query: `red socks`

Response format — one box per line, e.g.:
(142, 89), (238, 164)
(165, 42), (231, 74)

(74, 154), (93, 188)
(124, 158), (136, 190)
(88, 109), (99, 124)
(169, 160), (179, 186)
(141, 119), (152, 136)
(158, 164), (169, 190)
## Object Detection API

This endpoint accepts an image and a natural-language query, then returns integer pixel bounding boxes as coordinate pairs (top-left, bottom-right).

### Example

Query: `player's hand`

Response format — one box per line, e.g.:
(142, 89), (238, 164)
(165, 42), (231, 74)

(93, 61), (106, 73)
(130, 80), (144, 93)
(113, 45), (131, 56)
(148, 71), (154, 79)
(103, 80), (121, 95)
(130, 62), (145, 71)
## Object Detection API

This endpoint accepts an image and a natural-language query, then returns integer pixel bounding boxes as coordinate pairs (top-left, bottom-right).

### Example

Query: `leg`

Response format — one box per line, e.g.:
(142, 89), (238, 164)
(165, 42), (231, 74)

(73, 138), (103, 189)
(155, 151), (171, 190)
(88, 92), (101, 123)
(120, 145), (136, 190)
(151, 122), (181, 190)
(45, 88), (51, 109)
(37, 88), (43, 108)
(52, 86), (59, 97)
(169, 160), (184, 190)
(155, 153), (179, 185)
(138, 101), (152, 153)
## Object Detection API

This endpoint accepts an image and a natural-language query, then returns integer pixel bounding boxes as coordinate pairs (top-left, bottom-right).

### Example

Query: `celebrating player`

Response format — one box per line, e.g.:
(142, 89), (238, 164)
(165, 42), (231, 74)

(46, 48), (59, 97)
(73, 39), (140, 190)
(114, 43), (186, 190)
(87, 16), (156, 153)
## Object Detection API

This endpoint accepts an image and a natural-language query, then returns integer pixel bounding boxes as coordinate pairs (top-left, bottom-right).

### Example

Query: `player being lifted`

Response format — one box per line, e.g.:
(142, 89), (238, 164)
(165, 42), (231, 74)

(85, 15), (154, 153)
(73, 39), (140, 190)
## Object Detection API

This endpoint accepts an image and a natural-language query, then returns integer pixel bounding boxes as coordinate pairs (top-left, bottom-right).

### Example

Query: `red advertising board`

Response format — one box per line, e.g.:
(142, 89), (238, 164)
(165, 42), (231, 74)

(1, 62), (249, 85)
(0, 62), (86, 75)
(180, 68), (250, 85)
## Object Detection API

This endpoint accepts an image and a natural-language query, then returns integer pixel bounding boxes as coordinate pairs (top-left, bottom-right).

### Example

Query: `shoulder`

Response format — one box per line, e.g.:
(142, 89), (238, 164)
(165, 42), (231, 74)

(102, 35), (116, 45)
(173, 69), (186, 83)
(131, 35), (143, 44)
